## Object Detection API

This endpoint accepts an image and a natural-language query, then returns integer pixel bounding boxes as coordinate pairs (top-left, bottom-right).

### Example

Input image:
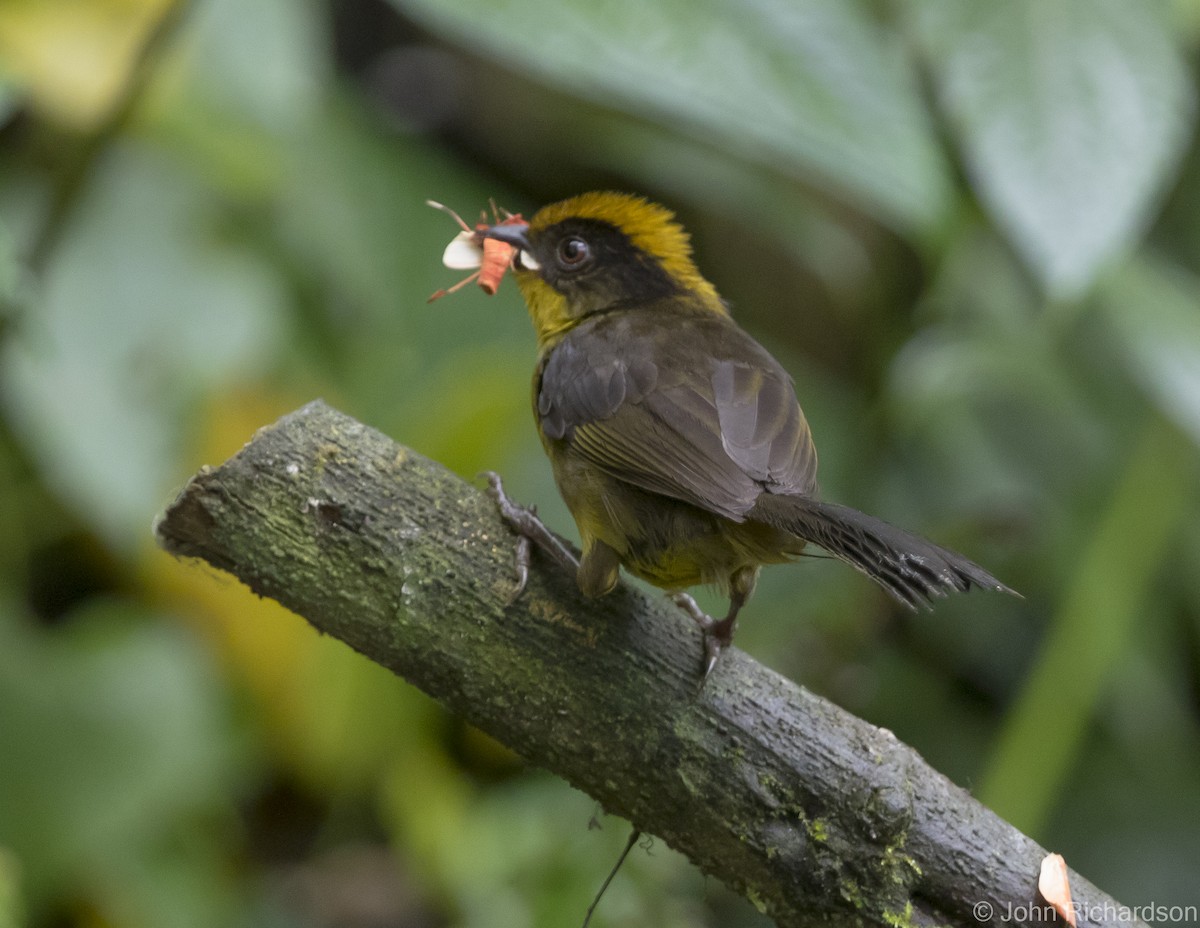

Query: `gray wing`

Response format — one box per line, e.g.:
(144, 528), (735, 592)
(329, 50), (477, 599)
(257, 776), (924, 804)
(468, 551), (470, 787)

(537, 313), (817, 521)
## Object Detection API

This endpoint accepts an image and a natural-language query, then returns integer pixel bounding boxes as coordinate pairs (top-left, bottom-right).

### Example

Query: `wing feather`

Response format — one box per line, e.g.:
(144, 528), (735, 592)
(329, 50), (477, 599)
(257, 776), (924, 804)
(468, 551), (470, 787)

(538, 310), (817, 521)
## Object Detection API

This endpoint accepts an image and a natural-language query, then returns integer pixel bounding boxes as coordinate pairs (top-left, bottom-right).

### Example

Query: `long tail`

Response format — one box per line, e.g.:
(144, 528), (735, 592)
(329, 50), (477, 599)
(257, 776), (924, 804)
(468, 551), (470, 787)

(750, 494), (1016, 609)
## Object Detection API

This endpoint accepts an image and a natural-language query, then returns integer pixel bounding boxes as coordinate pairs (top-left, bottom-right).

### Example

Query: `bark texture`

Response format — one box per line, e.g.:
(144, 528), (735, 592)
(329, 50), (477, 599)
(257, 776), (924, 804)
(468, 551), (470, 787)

(155, 400), (1142, 928)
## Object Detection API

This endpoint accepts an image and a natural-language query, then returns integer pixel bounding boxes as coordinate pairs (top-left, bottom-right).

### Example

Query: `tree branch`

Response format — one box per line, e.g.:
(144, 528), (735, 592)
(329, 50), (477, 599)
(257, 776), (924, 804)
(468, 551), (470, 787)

(154, 400), (1143, 928)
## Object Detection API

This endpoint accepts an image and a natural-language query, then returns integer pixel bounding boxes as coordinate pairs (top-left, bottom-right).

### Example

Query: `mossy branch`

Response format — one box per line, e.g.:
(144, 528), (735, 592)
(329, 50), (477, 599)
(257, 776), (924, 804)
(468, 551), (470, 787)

(154, 400), (1143, 928)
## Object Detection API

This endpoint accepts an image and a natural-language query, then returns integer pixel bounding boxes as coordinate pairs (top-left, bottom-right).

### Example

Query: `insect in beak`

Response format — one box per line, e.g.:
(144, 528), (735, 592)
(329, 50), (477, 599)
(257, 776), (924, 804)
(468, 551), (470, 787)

(426, 200), (530, 301)
(480, 222), (539, 271)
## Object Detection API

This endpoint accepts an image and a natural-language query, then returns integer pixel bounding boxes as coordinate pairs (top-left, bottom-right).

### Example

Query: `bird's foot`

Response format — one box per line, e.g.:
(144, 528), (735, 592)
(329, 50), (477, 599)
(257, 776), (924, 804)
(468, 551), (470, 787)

(482, 471), (579, 601)
(670, 592), (736, 683)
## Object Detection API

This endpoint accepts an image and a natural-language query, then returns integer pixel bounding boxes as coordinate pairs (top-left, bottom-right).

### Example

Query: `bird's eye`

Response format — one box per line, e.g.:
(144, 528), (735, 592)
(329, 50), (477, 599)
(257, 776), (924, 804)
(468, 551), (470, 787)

(557, 235), (590, 268)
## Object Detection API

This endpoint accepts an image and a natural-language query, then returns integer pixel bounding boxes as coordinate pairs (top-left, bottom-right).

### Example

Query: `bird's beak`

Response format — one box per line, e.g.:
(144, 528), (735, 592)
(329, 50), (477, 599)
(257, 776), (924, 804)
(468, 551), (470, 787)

(482, 222), (530, 249)
(483, 223), (540, 271)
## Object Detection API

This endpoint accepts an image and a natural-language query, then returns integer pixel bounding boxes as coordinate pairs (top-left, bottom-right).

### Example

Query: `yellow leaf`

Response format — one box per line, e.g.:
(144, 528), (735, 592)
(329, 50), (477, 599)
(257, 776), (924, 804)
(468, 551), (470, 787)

(0, 0), (172, 128)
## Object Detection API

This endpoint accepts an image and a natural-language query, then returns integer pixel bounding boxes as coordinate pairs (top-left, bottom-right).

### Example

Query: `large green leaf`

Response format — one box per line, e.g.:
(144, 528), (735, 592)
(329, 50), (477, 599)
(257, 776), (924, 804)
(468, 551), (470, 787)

(908, 0), (1194, 298)
(397, 0), (953, 236)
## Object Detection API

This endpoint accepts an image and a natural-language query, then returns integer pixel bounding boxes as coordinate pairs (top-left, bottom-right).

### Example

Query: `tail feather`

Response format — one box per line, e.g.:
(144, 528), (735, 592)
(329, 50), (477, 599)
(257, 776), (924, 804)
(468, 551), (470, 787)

(751, 495), (1016, 610)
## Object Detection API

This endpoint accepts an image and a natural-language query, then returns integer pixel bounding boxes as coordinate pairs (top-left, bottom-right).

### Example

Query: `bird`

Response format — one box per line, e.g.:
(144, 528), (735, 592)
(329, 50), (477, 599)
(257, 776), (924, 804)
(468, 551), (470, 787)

(470, 191), (1015, 679)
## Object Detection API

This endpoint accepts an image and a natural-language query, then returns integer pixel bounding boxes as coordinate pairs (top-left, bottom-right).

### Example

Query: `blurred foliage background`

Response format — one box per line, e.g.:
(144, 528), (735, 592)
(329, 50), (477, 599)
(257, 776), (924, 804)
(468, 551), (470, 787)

(1, 0), (1199, 926)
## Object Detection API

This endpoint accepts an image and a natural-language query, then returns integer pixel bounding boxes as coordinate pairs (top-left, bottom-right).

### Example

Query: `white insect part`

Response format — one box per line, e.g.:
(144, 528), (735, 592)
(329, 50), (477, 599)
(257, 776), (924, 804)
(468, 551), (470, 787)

(442, 230), (484, 270)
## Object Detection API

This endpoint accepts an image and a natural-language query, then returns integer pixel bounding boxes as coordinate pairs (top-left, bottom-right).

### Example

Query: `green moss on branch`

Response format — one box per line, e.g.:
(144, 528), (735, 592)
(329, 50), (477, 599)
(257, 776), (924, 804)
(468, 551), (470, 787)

(155, 400), (1146, 928)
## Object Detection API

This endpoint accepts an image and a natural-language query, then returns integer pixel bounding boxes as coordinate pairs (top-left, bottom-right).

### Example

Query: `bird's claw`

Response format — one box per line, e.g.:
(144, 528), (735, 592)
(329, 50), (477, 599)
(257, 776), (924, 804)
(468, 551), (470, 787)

(481, 470), (579, 601)
(670, 592), (734, 685)
(482, 470), (535, 600)
(671, 592), (711, 627)
(509, 535), (531, 603)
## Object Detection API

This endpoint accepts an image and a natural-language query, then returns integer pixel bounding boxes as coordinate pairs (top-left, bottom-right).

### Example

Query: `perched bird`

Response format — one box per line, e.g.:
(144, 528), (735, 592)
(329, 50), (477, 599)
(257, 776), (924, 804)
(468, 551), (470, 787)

(475, 192), (1014, 678)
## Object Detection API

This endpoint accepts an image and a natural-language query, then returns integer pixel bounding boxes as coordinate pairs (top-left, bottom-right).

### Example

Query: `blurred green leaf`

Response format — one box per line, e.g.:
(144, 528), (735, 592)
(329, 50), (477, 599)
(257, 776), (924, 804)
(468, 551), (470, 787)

(0, 848), (23, 928)
(169, 0), (325, 131)
(291, 633), (447, 795)
(0, 77), (19, 129)
(381, 775), (730, 928)
(887, 224), (1107, 514)
(0, 600), (242, 919)
(269, 98), (536, 446)
(979, 417), (1195, 835)
(1099, 256), (1200, 449)
(0, 219), (22, 327)
(397, 0), (953, 235)
(908, 0), (1195, 297)
(271, 101), (521, 331)
(1169, 0), (1200, 39)
(0, 145), (285, 549)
